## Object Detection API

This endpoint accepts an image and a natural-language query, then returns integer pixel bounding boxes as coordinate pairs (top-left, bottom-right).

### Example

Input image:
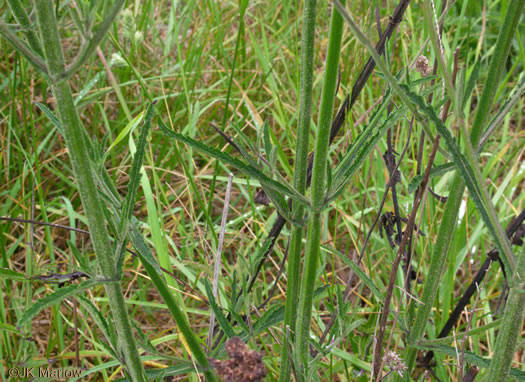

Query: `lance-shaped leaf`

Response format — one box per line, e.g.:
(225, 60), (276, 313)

(327, 93), (405, 203)
(461, 60), (481, 110)
(253, 304), (284, 335)
(128, 220), (215, 379)
(128, 220), (162, 274)
(112, 362), (197, 382)
(479, 72), (525, 150)
(407, 162), (455, 193)
(198, 124), (300, 224)
(35, 102), (63, 134)
(204, 278), (235, 338)
(35, 101), (96, 163)
(17, 279), (103, 328)
(0, 268), (28, 282)
(158, 121), (310, 208)
(76, 295), (119, 360)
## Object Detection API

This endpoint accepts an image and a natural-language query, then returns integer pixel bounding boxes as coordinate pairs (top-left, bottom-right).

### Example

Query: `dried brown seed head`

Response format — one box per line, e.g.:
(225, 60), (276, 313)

(209, 337), (267, 381)
(415, 55), (432, 77)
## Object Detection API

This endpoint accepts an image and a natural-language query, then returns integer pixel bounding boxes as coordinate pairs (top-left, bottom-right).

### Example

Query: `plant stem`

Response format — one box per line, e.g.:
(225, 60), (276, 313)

(6, 0), (43, 57)
(279, 0), (317, 380)
(33, 1), (146, 380)
(405, 0), (524, 371)
(294, 1), (345, 377)
(487, 245), (525, 380)
(0, 18), (47, 74)
(243, 0), (410, 308)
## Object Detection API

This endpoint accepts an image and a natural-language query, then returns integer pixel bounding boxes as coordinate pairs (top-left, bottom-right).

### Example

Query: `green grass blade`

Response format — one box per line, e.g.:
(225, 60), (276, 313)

(106, 111), (145, 155)
(419, 319), (502, 346)
(129, 225), (217, 381)
(121, 102), (156, 225)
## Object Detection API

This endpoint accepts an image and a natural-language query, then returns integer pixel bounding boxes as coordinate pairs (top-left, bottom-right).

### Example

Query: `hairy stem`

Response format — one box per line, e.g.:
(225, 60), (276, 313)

(279, 0), (317, 380)
(294, 2), (345, 378)
(405, 0), (524, 371)
(33, 1), (145, 380)
(487, 245), (525, 380)
(6, 0), (43, 57)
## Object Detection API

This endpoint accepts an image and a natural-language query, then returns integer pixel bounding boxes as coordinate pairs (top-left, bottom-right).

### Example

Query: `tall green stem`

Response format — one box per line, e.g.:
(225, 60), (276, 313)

(294, 2), (345, 378)
(405, 0), (524, 370)
(279, 1), (317, 381)
(33, 1), (146, 381)
(487, 245), (525, 380)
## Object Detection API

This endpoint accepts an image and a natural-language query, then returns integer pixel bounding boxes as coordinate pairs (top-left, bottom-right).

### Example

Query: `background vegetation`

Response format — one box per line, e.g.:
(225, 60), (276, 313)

(0, 0), (523, 380)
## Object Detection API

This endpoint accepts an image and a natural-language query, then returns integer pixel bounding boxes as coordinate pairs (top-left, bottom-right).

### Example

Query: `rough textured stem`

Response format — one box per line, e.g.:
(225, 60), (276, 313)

(279, 0), (317, 380)
(405, 0), (524, 371)
(0, 18), (47, 74)
(469, 2), (524, 146)
(6, 0), (43, 57)
(33, 1), (146, 380)
(487, 245), (525, 380)
(294, 2), (345, 378)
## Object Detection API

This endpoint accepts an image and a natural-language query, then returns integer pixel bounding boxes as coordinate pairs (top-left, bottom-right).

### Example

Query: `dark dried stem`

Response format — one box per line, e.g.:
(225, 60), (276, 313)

(372, 130), (441, 380)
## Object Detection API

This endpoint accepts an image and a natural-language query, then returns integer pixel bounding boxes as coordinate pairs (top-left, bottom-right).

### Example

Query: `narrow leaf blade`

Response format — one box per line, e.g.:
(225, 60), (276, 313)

(17, 279), (100, 327)
(158, 122), (310, 207)
(204, 279), (235, 338)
